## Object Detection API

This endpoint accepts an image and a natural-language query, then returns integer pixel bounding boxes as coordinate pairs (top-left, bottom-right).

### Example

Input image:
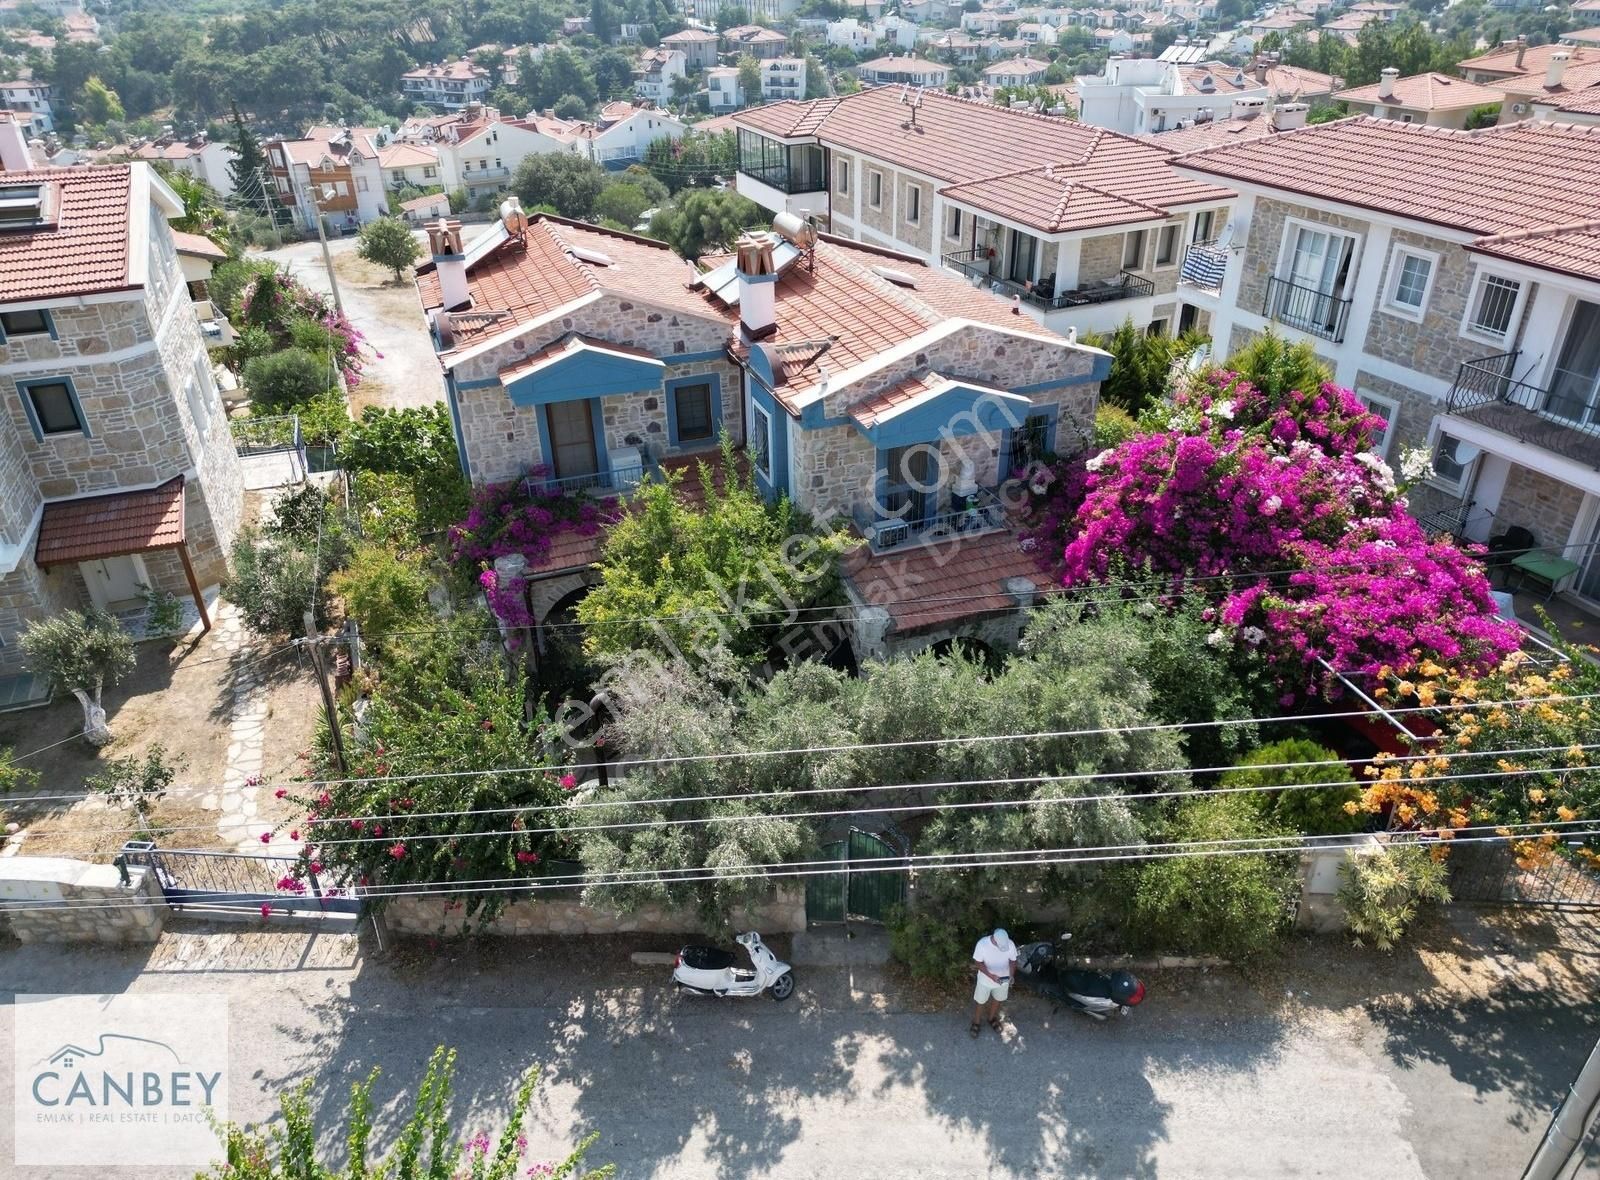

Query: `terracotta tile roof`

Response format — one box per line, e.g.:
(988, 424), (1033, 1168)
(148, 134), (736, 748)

(1263, 64), (1340, 97)
(1542, 81), (1600, 112)
(35, 476), (186, 567)
(1563, 27), (1600, 45)
(662, 27), (718, 41)
(1175, 117), (1600, 282)
(848, 371), (946, 430)
(858, 54), (950, 73)
(1471, 220), (1600, 280)
(1457, 41), (1593, 77)
(841, 525), (1045, 633)
(1334, 72), (1506, 110)
(1495, 57), (1600, 98)
(1140, 113), (1278, 152)
(734, 88), (1234, 230)
(401, 192), (449, 211)
(0, 165), (135, 306)
(1177, 62), (1259, 92)
(378, 142), (439, 168)
(402, 59), (487, 81)
(171, 229), (227, 260)
(983, 55), (1050, 75)
(498, 334), (658, 384)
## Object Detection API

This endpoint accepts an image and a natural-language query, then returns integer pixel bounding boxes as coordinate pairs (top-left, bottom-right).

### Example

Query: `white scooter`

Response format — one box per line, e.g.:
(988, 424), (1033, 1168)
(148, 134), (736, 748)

(671, 931), (795, 1001)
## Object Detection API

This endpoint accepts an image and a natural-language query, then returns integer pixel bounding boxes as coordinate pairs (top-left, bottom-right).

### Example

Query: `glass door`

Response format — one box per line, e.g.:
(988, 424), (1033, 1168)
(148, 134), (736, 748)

(544, 400), (599, 481)
(1008, 230), (1037, 286)
(1549, 300), (1600, 427)
(1281, 227), (1351, 335)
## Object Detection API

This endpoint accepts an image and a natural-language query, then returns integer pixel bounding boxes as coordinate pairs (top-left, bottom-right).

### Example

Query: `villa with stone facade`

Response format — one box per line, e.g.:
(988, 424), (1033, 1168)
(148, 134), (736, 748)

(730, 87), (1241, 341)
(416, 205), (1109, 660)
(0, 164), (243, 693)
(1170, 117), (1600, 610)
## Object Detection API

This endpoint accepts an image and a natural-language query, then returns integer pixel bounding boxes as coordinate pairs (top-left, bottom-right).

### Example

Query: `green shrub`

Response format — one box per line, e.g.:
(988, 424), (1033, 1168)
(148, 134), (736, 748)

(1337, 844), (1451, 951)
(294, 388), (351, 446)
(85, 744), (185, 822)
(1220, 738), (1363, 835)
(210, 257), (277, 319)
(242, 346), (331, 410)
(227, 325), (275, 371)
(329, 543), (432, 647)
(886, 907), (974, 984)
(1131, 793), (1299, 961)
(1093, 403), (1138, 450)
(229, 529), (330, 637)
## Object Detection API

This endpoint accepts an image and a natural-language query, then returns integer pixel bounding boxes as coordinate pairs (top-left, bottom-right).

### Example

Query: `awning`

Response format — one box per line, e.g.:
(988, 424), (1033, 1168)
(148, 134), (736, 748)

(34, 475), (186, 568)
(498, 334), (664, 407)
(848, 372), (1033, 449)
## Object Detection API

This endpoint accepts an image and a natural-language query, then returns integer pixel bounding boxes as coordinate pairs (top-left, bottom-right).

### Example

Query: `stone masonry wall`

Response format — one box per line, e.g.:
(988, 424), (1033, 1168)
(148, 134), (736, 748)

(1351, 369), (1441, 458)
(1077, 231), (1127, 286)
(1237, 198), (1372, 318)
(0, 560), (80, 673)
(384, 884), (807, 937)
(1494, 463), (1586, 548)
(0, 858), (167, 944)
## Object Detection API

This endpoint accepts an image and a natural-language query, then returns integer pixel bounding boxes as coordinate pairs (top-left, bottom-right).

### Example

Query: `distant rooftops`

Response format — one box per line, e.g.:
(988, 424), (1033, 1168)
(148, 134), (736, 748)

(1334, 71), (1507, 110)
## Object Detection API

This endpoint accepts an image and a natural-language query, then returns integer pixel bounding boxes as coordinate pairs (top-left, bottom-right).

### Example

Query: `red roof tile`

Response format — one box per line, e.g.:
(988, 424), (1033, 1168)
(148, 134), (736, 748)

(35, 476), (186, 567)
(171, 229), (227, 260)
(1458, 41), (1595, 77)
(0, 165), (134, 306)
(841, 525), (1044, 633)
(1176, 117), (1600, 281)
(1543, 81), (1600, 112)
(1334, 72), (1506, 110)
(1139, 113), (1278, 152)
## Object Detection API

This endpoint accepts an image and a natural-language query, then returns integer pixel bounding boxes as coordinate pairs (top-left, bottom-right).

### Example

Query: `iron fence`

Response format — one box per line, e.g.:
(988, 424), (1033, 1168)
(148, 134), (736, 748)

(121, 841), (362, 915)
(1448, 839), (1600, 909)
(231, 414), (302, 456)
(863, 487), (1007, 552)
(1447, 351), (1600, 464)
(1264, 275), (1352, 343)
(519, 464), (645, 499)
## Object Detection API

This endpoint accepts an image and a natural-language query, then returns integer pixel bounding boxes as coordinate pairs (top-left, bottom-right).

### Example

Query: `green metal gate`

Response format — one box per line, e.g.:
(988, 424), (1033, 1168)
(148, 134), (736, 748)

(804, 829), (907, 924)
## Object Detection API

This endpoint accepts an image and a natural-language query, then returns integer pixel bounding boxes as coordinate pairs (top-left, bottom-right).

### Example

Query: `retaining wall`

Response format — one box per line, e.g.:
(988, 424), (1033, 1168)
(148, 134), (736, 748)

(384, 886), (808, 938)
(0, 857), (167, 944)
(1295, 834), (1382, 934)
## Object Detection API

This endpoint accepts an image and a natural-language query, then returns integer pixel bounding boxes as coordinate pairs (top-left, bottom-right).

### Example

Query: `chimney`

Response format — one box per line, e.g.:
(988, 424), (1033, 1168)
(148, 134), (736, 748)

(426, 218), (470, 311)
(735, 232), (778, 338)
(1514, 37), (1526, 71)
(1233, 95), (1267, 119)
(1547, 51), (1571, 89)
(1272, 102), (1309, 131)
(1377, 67), (1399, 99)
(1254, 57), (1268, 83)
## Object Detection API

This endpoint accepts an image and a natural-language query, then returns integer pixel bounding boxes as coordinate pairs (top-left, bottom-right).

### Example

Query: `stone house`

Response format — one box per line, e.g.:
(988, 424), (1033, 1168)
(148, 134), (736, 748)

(0, 165), (244, 685)
(1172, 117), (1600, 606)
(415, 205), (1108, 660)
(732, 87), (1239, 339)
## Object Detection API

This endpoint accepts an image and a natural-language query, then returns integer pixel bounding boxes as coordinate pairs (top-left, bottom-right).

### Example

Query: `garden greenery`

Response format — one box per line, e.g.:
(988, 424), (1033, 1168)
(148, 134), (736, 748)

(1336, 844), (1452, 951)
(1219, 737), (1364, 836)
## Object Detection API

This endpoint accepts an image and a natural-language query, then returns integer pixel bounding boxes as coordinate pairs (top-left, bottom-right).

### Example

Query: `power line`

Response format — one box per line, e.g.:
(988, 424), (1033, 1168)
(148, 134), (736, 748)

(2, 690), (1592, 809)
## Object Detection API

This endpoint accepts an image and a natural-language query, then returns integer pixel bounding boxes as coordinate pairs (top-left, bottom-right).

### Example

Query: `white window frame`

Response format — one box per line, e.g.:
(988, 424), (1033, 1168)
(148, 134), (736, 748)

(868, 169), (883, 210)
(1357, 388), (1399, 460)
(906, 183), (920, 225)
(1381, 245), (1438, 323)
(1153, 222), (1180, 269)
(1460, 268), (1528, 346)
(1429, 431), (1479, 498)
(1274, 217), (1362, 299)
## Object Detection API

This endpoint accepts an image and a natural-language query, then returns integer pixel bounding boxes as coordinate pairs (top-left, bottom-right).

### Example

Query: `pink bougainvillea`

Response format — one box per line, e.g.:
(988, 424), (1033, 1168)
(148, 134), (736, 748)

(447, 472), (618, 569)
(1029, 370), (1520, 701)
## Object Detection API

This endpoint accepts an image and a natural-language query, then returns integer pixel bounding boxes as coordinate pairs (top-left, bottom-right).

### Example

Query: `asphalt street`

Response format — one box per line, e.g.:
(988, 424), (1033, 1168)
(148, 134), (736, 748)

(4, 920), (1597, 1180)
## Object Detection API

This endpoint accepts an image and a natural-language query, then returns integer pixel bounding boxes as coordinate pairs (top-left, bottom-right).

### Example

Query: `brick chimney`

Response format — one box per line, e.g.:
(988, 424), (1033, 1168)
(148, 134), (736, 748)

(426, 218), (470, 311)
(735, 232), (778, 339)
(1378, 67), (1398, 99)
(1272, 102), (1309, 131)
(1547, 50), (1571, 89)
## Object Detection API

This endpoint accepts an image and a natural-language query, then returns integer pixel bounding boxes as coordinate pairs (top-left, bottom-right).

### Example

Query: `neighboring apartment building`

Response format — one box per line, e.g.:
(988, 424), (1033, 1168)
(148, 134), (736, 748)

(985, 56), (1050, 87)
(415, 205), (1108, 659)
(1493, 52), (1600, 122)
(1078, 57), (1299, 135)
(722, 25), (790, 59)
(378, 142), (443, 191)
(0, 80), (52, 134)
(1531, 81), (1600, 124)
(266, 126), (388, 232)
(707, 67), (745, 112)
(1457, 39), (1595, 84)
(0, 165), (244, 680)
(130, 134), (240, 197)
(635, 48), (687, 105)
(685, 0), (801, 19)
(661, 28), (720, 71)
(1171, 118), (1600, 604)
(401, 60), (493, 110)
(1332, 69), (1507, 128)
(761, 58), (808, 102)
(576, 102), (688, 168)
(857, 55), (954, 86)
(732, 87), (1239, 337)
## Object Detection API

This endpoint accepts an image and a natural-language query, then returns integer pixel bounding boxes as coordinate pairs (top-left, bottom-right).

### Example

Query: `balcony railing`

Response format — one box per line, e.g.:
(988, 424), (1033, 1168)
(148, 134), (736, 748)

(1447, 350), (1600, 467)
(519, 464), (646, 499)
(859, 487), (1007, 552)
(193, 299), (235, 346)
(1179, 239), (1229, 291)
(739, 164), (825, 195)
(942, 250), (1155, 310)
(462, 166), (510, 183)
(1263, 275), (1352, 343)
(231, 414), (302, 456)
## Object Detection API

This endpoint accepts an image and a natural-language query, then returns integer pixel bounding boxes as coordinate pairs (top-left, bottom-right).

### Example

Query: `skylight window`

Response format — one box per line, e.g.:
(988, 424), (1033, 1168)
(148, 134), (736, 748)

(0, 184), (54, 232)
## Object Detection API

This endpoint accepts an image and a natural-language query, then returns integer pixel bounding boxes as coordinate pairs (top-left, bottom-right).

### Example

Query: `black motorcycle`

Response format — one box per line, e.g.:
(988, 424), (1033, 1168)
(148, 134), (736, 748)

(1016, 933), (1146, 1020)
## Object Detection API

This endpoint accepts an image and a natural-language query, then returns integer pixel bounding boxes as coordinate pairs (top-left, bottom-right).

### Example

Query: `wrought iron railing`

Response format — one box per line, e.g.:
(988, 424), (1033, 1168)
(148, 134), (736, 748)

(1179, 239), (1229, 290)
(231, 414), (302, 456)
(1264, 275), (1352, 343)
(861, 487), (1007, 552)
(519, 463), (645, 499)
(1055, 270), (1156, 307)
(1447, 351), (1600, 463)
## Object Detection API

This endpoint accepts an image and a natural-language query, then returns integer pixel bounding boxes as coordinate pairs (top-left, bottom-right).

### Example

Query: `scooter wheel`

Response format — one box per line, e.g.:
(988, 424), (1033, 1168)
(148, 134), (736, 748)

(769, 971), (795, 1001)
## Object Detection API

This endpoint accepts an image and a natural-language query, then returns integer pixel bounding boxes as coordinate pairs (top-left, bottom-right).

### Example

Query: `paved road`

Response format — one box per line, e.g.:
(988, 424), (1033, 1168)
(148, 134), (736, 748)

(258, 236), (443, 412)
(4, 922), (1596, 1180)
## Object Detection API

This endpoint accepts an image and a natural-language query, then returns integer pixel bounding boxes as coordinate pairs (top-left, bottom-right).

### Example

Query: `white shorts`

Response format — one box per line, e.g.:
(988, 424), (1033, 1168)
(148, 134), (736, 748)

(974, 975), (1011, 1003)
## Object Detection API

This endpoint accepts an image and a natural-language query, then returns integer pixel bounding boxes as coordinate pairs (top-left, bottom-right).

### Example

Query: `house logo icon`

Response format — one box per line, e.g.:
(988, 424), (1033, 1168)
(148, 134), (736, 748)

(43, 1033), (183, 1072)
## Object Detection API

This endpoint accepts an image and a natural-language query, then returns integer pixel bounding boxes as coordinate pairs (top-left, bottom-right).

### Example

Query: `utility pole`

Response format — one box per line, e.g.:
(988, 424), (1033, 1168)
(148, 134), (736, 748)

(1523, 1034), (1600, 1180)
(308, 184), (346, 317)
(303, 610), (349, 775)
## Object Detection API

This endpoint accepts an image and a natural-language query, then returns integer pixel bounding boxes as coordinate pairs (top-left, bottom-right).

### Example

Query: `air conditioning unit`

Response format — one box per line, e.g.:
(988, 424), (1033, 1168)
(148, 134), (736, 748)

(1511, 102), (1528, 114)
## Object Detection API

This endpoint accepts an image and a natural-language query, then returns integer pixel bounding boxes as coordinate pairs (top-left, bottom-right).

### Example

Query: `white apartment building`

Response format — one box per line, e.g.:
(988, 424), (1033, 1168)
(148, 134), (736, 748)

(401, 60), (493, 110)
(635, 48), (687, 105)
(707, 67), (745, 112)
(1171, 118), (1600, 605)
(761, 58), (808, 102)
(0, 80), (53, 134)
(131, 135), (241, 197)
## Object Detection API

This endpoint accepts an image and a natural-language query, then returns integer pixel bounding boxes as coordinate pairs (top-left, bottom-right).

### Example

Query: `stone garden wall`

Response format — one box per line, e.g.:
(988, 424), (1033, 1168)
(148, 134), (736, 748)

(383, 885), (808, 938)
(0, 857), (167, 944)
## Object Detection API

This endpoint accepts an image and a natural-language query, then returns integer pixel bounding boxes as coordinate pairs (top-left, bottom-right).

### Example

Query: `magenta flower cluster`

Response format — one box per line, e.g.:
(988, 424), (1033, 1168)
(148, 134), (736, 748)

(448, 475), (613, 569)
(1036, 369), (1519, 701)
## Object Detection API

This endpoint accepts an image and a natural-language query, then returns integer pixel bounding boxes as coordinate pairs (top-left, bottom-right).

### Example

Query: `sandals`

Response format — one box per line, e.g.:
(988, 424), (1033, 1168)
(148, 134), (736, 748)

(969, 1021), (981, 1038)
(988, 1016), (1004, 1033)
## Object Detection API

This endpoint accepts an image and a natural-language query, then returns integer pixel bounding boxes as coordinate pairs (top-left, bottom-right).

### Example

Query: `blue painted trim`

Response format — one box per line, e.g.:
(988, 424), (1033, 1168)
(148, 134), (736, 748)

(736, 270), (780, 284)
(668, 348), (729, 364)
(1000, 403), (1059, 478)
(534, 397), (610, 479)
(16, 374), (89, 441)
(503, 346), (663, 407)
(455, 375), (501, 390)
(443, 372), (472, 483)
(0, 307), (56, 344)
(665, 372), (723, 448)
(432, 252), (467, 262)
(747, 389), (789, 500)
(852, 382), (1033, 450)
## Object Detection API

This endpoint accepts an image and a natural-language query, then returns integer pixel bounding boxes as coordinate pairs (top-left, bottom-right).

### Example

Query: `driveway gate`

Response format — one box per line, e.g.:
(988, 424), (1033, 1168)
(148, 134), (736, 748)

(119, 841), (363, 916)
(1448, 841), (1600, 909)
(805, 828), (908, 923)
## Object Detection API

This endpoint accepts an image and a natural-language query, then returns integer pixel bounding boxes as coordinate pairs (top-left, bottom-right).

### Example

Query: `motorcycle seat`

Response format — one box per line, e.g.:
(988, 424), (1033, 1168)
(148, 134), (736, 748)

(678, 945), (737, 971)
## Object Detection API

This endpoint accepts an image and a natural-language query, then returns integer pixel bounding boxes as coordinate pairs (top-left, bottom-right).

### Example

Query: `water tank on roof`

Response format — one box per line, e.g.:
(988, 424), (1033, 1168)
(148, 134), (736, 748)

(773, 211), (818, 250)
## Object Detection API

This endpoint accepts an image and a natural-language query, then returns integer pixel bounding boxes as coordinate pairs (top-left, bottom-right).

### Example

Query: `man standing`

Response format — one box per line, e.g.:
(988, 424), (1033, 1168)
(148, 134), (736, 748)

(970, 928), (1018, 1037)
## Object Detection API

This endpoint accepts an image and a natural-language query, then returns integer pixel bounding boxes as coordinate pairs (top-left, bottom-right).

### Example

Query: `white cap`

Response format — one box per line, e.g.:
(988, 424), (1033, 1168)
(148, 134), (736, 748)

(992, 928), (1013, 951)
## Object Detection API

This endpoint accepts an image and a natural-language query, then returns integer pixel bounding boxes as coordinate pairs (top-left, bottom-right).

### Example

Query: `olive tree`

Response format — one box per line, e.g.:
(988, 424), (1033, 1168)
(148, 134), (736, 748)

(355, 215), (422, 281)
(20, 610), (137, 746)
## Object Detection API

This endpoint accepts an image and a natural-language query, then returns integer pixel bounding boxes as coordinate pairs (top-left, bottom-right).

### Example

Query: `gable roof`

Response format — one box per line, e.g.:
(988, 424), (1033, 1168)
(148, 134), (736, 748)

(378, 142), (440, 169)
(1457, 41), (1595, 78)
(733, 87), (1234, 232)
(1334, 72), (1506, 111)
(0, 165), (137, 306)
(1176, 116), (1600, 281)
(1539, 82), (1600, 113)
(171, 230), (227, 261)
